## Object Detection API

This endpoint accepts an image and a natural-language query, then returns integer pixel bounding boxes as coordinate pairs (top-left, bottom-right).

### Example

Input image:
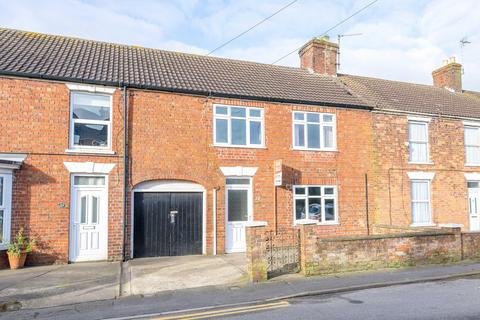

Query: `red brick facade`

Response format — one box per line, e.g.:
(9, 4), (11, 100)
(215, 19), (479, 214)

(1, 72), (477, 266)
(0, 74), (375, 265)
(371, 113), (474, 229)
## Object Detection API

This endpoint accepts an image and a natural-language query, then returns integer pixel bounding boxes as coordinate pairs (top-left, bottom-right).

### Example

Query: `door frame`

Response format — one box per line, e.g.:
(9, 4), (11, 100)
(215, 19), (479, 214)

(130, 180), (207, 258)
(69, 173), (109, 262)
(467, 180), (480, 231)
(224, 177), (254, 253)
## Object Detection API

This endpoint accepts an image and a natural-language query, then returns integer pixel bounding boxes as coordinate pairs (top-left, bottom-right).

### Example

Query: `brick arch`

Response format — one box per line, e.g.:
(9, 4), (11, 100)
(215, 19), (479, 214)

(131, 171), (215, 190)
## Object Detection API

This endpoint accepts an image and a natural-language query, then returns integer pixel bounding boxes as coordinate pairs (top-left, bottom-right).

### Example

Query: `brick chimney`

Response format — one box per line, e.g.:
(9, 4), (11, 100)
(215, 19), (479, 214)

(299, 36), (338, 76)
(432, 57), (462, 92)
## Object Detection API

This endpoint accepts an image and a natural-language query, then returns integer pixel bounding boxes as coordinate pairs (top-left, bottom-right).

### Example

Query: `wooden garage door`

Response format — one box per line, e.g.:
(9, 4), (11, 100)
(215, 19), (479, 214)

(133, 192), (203, 257)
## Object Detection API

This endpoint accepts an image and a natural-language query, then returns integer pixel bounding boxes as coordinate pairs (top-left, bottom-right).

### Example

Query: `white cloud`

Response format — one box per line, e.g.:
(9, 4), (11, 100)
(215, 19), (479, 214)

(0, 0), (478, 90)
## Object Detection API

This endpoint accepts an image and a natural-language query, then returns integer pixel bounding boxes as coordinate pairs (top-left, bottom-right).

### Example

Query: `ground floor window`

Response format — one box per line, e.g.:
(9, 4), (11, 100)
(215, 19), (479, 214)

(0, 173), (12, 247)
(410, 180), (432, 225)
(293, 185), (337, 224)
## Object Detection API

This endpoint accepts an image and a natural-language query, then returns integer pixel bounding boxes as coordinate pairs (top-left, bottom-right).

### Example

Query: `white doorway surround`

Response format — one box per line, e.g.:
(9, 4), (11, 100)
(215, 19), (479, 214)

(468, 181), (480, 231)
(64, 162), (115, 262)
(220, 167), (258, 254)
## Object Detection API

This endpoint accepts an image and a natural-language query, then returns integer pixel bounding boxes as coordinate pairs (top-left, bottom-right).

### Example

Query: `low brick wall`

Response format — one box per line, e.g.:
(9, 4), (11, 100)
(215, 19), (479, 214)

(461, 232), (480, 260)
(303, 228), (461, 276)
(371, 224), (441, 235)
(246, 224), (480, 281)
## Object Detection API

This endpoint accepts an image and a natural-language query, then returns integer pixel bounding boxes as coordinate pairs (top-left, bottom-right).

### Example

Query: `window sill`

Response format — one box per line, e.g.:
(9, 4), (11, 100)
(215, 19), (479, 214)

(408, 161), (434, 165)
(294, 220), (339, 226)
(65, 148), (116, 155)
(213, 144), (267, 150)
(465, 163), (480, 167)
(410, 223), (436, 227)
(292, 148), (338, 153)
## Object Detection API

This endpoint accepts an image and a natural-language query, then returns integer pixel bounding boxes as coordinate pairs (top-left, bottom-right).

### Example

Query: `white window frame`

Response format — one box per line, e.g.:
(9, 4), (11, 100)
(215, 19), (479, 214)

(292, 111), (337, 151)
(408, 120), (431, 164)
(410, 179), (433, 227)
(0, 171), (12, 249)
(68, 91), (113, 153)
(464, 123), (480, 166)
(293, 185), (338, 225)
(213, 104), (265, 148)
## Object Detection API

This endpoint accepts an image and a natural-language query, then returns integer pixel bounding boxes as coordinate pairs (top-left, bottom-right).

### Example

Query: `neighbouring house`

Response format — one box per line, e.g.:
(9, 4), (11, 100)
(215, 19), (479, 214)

(0, 28), (478, 267)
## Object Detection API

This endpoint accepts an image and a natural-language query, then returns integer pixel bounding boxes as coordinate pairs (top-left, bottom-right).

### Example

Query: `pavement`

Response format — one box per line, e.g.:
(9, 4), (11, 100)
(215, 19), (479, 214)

(0, 253), (248, 310)
(121, 253), (248, 295)
(0, 260), (479, 319)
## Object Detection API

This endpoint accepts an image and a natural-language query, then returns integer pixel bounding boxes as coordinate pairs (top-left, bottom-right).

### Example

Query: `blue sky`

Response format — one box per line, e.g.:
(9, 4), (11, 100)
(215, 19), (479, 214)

(0, 0), (478, 90)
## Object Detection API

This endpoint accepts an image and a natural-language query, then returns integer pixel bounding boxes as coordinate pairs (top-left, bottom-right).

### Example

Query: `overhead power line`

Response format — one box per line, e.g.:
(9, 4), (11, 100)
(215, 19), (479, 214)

(206, 0), (298, 56)
(271, 0), (380, 65)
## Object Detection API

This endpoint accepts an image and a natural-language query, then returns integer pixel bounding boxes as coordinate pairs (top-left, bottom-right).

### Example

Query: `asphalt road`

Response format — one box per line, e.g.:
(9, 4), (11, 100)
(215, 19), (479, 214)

(217, 277), (480, 320)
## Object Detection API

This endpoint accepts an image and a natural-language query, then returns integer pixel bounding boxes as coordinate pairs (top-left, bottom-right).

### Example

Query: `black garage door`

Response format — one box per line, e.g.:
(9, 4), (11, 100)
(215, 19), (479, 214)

(134, 192), (203, 257)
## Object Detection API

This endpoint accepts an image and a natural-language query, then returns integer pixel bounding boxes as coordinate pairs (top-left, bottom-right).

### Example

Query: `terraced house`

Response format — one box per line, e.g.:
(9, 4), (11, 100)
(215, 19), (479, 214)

(0, 28), (478, 267)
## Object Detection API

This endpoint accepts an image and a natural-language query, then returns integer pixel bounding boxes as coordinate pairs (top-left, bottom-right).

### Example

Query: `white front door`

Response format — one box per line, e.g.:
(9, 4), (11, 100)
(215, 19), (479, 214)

(225, 178), (252, 253)
(70, 176), (108, 262)
(468, 182), (480, 231)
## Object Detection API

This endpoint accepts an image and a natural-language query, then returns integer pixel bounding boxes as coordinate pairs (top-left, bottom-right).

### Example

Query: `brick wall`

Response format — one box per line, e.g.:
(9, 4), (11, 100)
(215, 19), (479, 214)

(0, 77), (124, 265)
(127, 90), (374, 255)
(246, 224), (480, 281)
(372, 113), (471, 229)
(1, 75), (374, 264)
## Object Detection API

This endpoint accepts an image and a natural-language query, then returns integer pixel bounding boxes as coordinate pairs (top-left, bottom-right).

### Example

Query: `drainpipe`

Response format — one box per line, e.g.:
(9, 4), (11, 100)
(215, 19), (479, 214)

(213, 188), (217, 255)
(365, 173), (370, 235)
(122, 86), (128, 261)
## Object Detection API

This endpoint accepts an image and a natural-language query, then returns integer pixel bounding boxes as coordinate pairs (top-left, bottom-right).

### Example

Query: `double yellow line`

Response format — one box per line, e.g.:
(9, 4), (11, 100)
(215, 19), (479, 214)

(151, 300), (290, 320)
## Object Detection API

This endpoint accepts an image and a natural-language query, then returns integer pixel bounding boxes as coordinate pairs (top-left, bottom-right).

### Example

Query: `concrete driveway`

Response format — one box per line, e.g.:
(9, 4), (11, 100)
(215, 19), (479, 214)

(0, 254), (247, 310)
(121, 253), (248, 296)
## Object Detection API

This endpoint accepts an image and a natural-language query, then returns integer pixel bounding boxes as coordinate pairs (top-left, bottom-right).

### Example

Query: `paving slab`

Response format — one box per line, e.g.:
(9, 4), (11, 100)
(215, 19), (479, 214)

(0, 261), (120, 309)
(122, 253), (248, 295)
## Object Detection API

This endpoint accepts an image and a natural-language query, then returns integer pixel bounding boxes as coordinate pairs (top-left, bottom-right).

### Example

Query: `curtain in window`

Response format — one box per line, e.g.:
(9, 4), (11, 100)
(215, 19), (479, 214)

(411, 181), (430, 224)
(465, 127), (480, 164)
(409, 122), (428, 162)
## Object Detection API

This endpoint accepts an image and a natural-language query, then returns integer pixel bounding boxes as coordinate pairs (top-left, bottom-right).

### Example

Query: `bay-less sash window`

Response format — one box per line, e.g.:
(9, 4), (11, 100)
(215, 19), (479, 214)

(465, 126), (480, 165)
(411, 180), (432, 225)
(214, 105), (264, 147)
(70, 92), (112, 150)
(408, 121), (429, 163)
(293, 185), (337, 224)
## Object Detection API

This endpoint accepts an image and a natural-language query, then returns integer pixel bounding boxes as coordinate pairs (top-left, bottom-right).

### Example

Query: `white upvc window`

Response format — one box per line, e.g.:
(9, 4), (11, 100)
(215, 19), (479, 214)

(293, 185), (338, 224)
(408, 120), (429, 163)
(213, 105), (264, 148)
(69, 92), (112, 151)
(292, 111), (336, 151)
(0, 173), (12, 248)
(465, 126), (480, 165)
(410, 180), (432, 226)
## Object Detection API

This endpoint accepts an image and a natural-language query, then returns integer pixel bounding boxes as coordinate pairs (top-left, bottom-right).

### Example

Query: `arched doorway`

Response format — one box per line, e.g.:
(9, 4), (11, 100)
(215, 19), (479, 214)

(131, 180), (206, 258)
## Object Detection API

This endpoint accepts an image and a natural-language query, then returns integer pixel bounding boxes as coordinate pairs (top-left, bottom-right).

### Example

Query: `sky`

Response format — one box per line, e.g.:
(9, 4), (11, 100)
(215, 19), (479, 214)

(0, 0), (478, 90)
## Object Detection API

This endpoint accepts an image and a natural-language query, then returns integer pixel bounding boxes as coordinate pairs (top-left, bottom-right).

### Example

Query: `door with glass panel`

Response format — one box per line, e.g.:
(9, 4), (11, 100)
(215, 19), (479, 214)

(70, 176), (108, 262)
(468, 181), (480, 231)
(225, 178), (252, 253)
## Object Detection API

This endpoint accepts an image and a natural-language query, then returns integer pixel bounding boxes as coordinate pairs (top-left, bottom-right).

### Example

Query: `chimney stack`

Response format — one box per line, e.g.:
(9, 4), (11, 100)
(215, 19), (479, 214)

(432, 57), (462, 92)
(299, 36), (338, 76)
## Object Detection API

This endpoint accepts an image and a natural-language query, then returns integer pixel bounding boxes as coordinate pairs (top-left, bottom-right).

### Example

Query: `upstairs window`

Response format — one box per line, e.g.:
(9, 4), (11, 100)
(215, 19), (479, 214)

(292, 111), (336, 151)
(70, 92), (112, 150)
(214, 105), (264, 147)
(293, 186), (337, 224)
(408, 121), (429, 163)
(465, 126), (480, 165)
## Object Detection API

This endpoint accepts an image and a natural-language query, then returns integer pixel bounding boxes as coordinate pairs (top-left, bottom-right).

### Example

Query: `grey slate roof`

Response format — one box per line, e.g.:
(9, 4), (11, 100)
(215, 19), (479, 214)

(339, 74), (480, 119)
(0, 28), (368, 108)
